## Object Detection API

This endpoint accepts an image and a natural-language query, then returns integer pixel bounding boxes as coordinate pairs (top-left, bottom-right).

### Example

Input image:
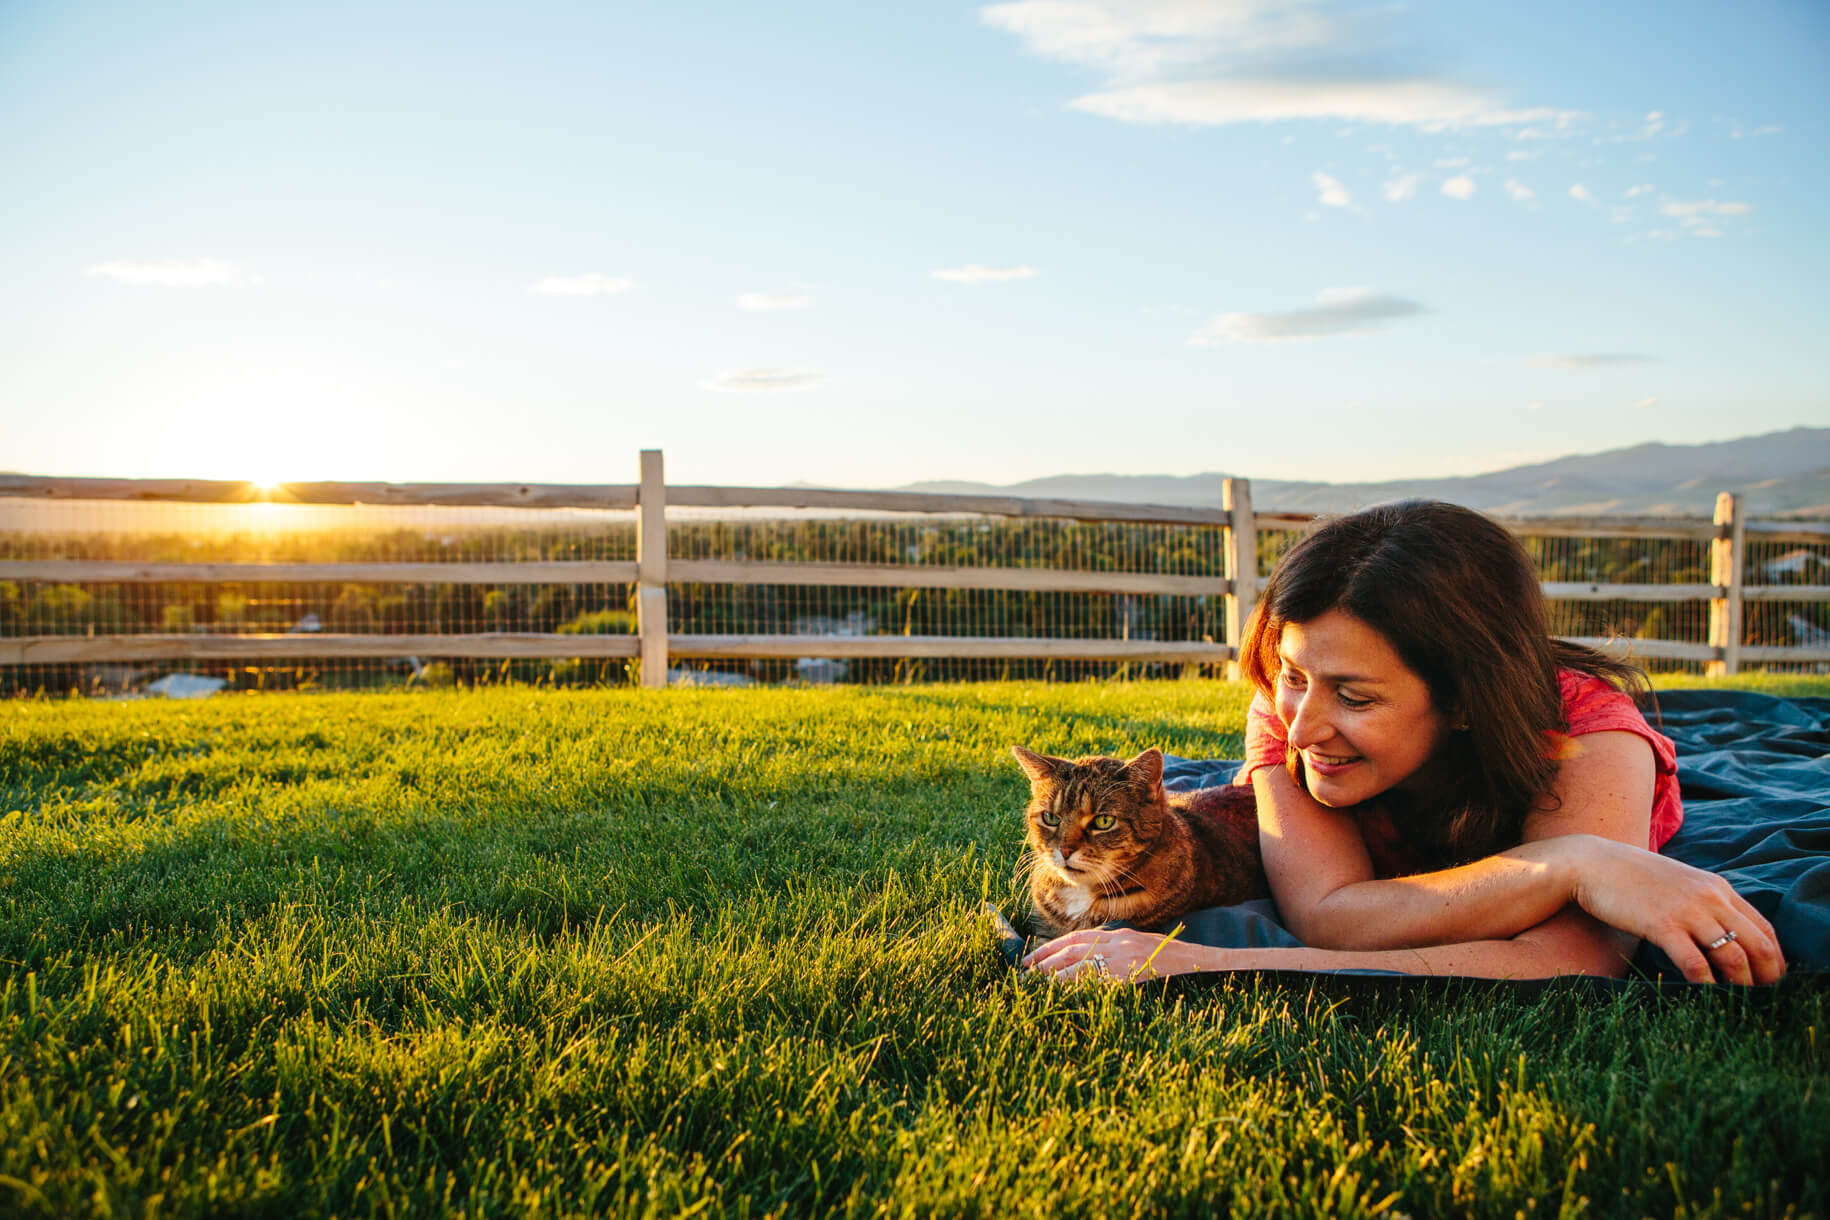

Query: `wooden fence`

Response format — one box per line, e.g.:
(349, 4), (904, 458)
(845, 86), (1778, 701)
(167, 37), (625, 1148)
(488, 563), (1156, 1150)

(2, 453), (1828, 686)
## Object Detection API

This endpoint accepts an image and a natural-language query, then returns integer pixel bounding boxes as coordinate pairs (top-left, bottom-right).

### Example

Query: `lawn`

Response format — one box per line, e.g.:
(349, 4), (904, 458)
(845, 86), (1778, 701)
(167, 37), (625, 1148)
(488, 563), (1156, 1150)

(2, 678), (1826, 1218)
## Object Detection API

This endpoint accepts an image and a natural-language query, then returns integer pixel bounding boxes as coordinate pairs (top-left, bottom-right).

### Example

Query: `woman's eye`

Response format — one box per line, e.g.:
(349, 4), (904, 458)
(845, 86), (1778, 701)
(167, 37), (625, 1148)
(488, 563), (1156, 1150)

(1279, 667), (1306, 688)
(1338, 691), (1372, 709)
(1091, 814), (1116, 831)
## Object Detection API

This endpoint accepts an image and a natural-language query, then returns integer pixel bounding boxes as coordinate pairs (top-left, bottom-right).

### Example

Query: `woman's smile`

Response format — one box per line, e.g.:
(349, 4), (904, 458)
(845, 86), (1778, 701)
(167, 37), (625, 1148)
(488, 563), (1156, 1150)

(1303, 749), (1364, 775)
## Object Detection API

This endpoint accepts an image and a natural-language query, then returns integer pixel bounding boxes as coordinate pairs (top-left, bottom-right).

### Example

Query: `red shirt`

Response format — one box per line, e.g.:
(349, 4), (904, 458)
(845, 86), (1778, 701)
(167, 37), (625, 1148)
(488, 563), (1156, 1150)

(1235, 670), (1683, 878)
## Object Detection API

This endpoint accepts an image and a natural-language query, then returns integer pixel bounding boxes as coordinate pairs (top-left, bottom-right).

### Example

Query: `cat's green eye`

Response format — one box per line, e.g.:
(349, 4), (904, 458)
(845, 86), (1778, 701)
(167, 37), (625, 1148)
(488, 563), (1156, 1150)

(1091, 814), (1116, 831)
(1039, 811), (1061, 827)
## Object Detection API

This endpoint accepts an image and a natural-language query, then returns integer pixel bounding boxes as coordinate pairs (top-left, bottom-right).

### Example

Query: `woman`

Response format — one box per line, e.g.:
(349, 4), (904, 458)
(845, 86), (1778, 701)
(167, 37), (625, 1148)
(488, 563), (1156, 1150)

(1026, 500), (1785, 986)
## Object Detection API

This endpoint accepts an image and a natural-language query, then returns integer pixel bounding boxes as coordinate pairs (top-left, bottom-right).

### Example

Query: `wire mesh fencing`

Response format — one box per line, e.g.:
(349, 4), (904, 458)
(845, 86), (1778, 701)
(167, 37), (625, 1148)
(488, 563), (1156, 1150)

(1745, 529), (1830, 674)
(0, 497), (638, 695)
(3, 488), (1826, 696)
(664, 507), (1228, 684)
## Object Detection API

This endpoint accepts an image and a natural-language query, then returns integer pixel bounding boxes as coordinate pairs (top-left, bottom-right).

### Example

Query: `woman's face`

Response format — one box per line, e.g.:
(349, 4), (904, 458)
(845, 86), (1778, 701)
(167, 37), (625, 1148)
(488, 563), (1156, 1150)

(1273, 608), (1448, 807)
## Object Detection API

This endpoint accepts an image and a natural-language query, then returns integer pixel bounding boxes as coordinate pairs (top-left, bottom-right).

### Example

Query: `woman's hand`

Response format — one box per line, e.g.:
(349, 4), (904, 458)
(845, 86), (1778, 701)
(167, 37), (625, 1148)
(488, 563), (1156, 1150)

(1021, 928), (1223, 983)
(1563, 834), (1786, 984)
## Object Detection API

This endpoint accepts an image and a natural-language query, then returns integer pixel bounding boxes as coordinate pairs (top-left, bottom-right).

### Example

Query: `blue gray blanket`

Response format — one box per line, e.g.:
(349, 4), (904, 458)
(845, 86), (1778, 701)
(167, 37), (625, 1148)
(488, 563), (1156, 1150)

(1002, 689), (1830, 981)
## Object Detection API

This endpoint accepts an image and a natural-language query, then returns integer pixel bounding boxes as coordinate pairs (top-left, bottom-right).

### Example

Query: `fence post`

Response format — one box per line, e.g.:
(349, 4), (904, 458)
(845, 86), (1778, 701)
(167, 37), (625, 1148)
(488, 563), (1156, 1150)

(637, 449), (669, 688)
(1223, 477), (1256, 682)
(1707, 491), (1744, 677)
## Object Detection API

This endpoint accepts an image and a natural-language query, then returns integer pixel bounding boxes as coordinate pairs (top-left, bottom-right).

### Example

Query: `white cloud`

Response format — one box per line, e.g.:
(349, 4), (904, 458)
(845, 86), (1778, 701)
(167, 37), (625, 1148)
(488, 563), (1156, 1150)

(1625, 183), (1655, 198)
(1066, 78), (1571, 129)
(1505, 149), (1542, 161)
(1635, 396), (1658, 409)
(1189, 286), (1425, 345)
(531, 273), (633, 297)
(704, 368), (823, 392)
(930, 264), (1038, 283)
(1382, 174), (1418, 202)
(1658, 199), (1751, 239)
(1527, 401), (1544, 411)
(981, 0), (1336, 77)
(86, 258), (259, 287)
(1503, 179), (1535, 202)
(1312, 171), (1352, 207)
(737, 292), (813, 310)
(982, 1), (1579, 130)
(1569, 183), (1596, 205)
(1440, 175), (1476, 200)
(1531, 353), (1655, 369)
(1660, 199), (1752, 218)
(1434, 156), (1469, 168)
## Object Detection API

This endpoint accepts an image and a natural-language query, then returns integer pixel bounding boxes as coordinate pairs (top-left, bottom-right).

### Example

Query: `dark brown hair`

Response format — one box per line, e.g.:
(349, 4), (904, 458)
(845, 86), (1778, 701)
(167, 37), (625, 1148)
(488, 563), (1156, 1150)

(1240, 499), (1650, 865)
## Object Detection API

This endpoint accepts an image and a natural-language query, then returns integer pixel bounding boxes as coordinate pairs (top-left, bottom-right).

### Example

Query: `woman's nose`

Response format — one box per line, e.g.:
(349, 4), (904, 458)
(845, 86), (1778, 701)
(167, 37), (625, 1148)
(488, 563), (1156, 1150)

(1286, 693), (1334, 748)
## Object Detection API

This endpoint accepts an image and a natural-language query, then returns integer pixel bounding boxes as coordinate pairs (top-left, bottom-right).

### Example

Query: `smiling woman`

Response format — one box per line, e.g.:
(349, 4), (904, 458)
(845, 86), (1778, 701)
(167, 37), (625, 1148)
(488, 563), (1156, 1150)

(1025, 499), (1787, 988)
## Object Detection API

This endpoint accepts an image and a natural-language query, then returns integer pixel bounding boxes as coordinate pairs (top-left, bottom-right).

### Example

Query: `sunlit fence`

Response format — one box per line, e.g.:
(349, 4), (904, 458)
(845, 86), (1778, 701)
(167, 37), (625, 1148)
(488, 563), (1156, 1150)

(2, 456), (1827, 696)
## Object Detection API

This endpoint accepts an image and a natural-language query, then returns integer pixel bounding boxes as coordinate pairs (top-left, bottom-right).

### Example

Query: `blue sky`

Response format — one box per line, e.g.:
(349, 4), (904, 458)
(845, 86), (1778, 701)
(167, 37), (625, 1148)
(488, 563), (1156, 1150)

(3, 1), (1825, 490)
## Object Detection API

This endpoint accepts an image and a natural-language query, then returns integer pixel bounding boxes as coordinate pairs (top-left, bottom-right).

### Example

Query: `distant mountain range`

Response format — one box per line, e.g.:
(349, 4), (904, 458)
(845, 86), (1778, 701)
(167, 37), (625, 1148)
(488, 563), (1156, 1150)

(893, 426), (1830, 518)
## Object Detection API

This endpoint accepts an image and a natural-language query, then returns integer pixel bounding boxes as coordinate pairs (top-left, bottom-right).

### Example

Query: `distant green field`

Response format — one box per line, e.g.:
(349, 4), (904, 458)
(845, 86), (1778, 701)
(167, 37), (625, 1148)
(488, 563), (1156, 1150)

(3, 679), (1826, 1218)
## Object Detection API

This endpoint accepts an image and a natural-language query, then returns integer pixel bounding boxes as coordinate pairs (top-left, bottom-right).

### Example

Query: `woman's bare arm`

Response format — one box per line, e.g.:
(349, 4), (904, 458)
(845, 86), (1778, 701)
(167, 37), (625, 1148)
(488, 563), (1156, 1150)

(1025, 908), (1637, 982)
(1255, 731), (1784, 983)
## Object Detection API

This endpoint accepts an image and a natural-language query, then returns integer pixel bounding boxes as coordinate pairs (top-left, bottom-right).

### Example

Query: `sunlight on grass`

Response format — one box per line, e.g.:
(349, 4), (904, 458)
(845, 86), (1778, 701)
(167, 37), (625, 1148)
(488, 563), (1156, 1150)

(1, 679), (1824, 1217)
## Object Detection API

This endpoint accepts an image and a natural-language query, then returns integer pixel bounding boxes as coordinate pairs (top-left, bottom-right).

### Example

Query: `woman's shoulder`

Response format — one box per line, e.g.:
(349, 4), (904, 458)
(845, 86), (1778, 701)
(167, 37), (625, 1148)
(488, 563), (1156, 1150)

(1553, 667), (1676, 768)
(1557, 667), (1642, 722)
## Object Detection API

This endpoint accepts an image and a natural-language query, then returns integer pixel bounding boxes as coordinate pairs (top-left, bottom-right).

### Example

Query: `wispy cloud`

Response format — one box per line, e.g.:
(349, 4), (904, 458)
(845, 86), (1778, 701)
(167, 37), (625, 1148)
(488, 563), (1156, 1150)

(1531, 353), (1656, 369)
(703, 368), (823, 392)
(86, 258), (259, 287)
(1625, 183), (1655, 198)
(1569, 183), (1597, 205)
(1189, 286), (1425, 345)
(1658, 198), (1752, 239)
(1503, 179), (1535, 202)
(1312, 171), (1352, 207)
(1635, 396), (1659, 409)
(1440, 175), (1475, 200)
(981, 1), (1578, 130)
(1382, 174), (1418, 202)
(1660, 199), (1752, 218)
(737, 292), (813, 310)
(530, 273), (633, 297)
(930, 264), (1038, 284)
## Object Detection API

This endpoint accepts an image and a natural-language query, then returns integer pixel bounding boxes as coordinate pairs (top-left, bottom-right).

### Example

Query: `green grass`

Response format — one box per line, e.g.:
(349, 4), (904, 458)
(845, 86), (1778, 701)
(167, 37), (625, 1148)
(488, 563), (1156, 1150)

(2, 679), (1826, 1219)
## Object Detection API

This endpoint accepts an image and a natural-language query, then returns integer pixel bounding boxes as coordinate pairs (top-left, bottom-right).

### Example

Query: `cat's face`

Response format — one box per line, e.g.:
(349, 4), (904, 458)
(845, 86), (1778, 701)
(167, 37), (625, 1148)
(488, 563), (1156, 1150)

(1011, 745), (1167, 885)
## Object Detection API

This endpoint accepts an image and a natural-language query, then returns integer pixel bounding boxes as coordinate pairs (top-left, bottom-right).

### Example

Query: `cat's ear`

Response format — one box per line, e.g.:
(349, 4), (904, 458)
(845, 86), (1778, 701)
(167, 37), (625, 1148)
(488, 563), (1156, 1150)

(1010, 745), (1065, 783)
(1126, 746), (1165, 790)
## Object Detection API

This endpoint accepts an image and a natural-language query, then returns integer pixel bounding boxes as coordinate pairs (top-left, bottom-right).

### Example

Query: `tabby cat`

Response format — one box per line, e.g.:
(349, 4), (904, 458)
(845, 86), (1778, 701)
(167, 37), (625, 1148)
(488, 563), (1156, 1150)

(1012, 745), (1267, 937)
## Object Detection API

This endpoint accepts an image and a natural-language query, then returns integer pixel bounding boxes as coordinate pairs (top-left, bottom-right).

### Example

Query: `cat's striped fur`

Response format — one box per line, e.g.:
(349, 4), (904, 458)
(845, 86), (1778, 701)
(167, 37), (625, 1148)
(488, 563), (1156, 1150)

(1013, 745), (1268, 938)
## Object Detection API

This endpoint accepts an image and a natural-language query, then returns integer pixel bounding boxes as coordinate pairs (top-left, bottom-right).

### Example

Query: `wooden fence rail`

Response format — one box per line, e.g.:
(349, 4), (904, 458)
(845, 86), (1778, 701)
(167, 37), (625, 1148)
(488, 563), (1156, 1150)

(3, 454), (1828, 683)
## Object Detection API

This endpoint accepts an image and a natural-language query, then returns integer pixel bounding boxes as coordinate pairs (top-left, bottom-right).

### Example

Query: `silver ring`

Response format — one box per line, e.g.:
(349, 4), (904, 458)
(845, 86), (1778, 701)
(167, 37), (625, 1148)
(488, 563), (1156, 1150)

(1091, 952), (1110, 979)
(1704, 930), (1738, 951)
